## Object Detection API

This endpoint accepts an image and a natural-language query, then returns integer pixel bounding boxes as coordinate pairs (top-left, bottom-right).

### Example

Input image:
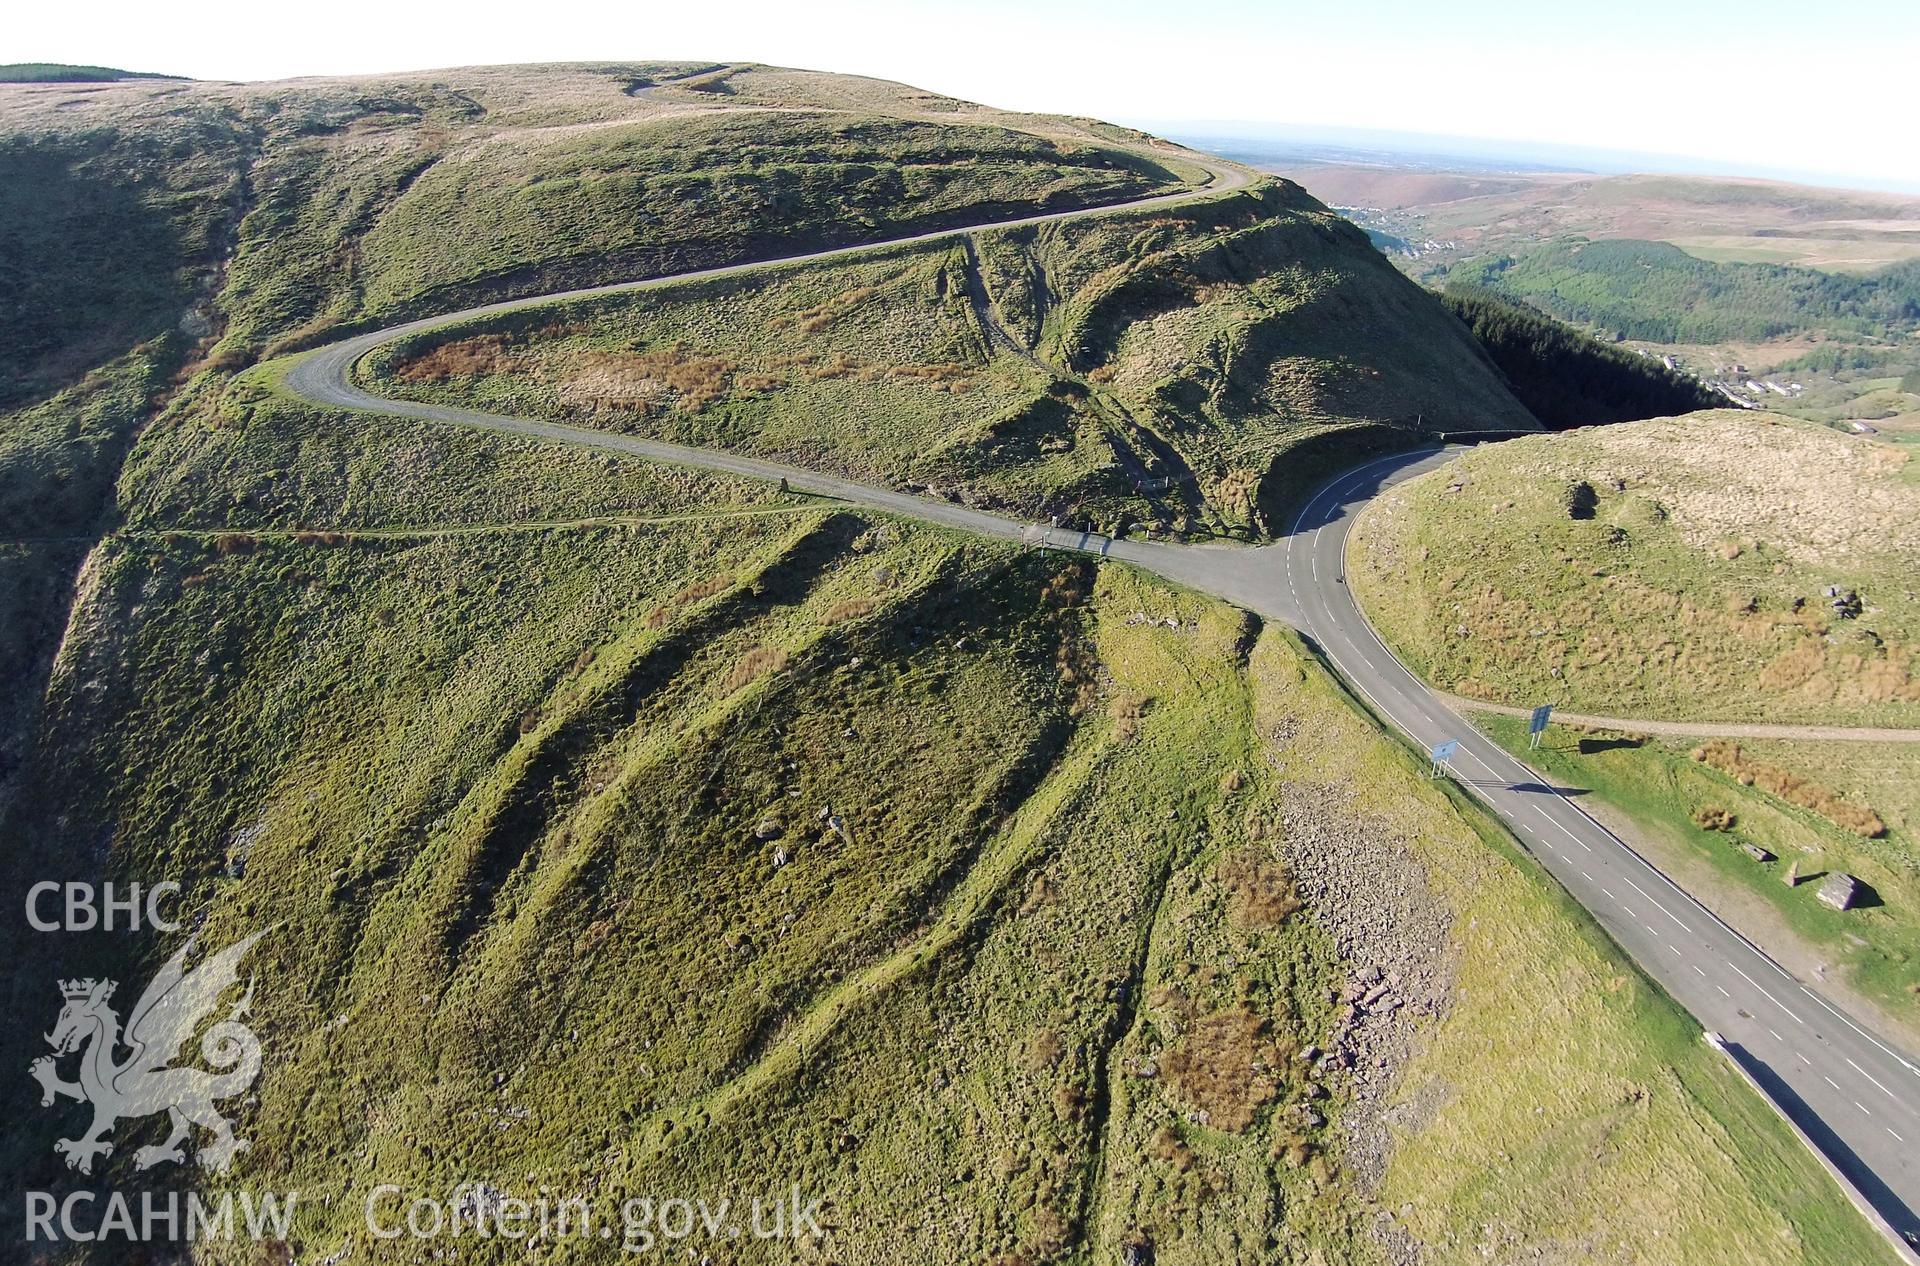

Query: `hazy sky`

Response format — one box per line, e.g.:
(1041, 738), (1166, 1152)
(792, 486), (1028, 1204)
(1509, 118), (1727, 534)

(12, 0), (1919, 191)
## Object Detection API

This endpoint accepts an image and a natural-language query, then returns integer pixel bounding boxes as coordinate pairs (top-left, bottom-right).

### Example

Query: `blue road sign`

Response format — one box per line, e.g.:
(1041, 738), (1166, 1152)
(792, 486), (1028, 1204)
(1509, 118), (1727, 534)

(1430, 739), (1459, 764)
(1529, 704), (1554, 735)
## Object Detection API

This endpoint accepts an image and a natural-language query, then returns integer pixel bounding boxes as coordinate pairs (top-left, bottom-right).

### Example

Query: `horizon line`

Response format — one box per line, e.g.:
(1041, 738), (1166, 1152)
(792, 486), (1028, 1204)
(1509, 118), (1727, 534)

(1130, 117), (1920, 199)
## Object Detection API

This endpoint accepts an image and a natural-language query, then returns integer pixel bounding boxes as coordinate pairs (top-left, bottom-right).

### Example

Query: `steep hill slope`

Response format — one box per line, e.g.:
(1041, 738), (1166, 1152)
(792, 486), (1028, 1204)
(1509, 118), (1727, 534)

(360, 180), (1534, 537)
(1, 478), (1889, 1264)
(0, 59), (1202, 820)
(1, 60), (1192, 401)
(1439, 286), (1723, 427)
(0, 63), (1891, 1265)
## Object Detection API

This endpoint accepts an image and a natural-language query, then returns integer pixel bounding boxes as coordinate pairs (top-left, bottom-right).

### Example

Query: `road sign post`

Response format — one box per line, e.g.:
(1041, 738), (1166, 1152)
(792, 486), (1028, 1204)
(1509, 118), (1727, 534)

(1428, 738), (1459, 778)
(1528, 704), (1554, 749)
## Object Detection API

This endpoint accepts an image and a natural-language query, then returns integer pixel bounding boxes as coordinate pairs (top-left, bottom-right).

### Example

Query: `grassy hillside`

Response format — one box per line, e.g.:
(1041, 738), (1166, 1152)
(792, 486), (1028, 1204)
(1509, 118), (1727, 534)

(0, 61), (1895, 1263)
(0, 62), (1191, 401)
(1474, 715), (1920, 1043)
(0, 58), (1201, 816)
(0, 129), (227, 408)
(1349, 412), (1920, 727)
(361, 181), (1535, 535)
(0, 457), (1892, 1261)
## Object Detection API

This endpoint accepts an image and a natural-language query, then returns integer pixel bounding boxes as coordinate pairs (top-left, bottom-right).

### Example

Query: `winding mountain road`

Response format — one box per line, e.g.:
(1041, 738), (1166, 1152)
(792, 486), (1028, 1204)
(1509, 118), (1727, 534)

(283, 152), (1920, 1256)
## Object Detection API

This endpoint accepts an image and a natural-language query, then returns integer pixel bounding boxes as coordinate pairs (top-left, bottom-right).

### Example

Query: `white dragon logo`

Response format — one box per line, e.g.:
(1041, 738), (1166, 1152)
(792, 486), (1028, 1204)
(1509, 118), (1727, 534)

(29, 931), (266, 1175)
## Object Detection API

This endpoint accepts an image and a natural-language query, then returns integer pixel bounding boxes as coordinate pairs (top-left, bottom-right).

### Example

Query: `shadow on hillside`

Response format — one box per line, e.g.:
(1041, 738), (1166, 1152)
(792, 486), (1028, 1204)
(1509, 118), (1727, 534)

(1847, 879), (1886, 911)
(0, 141), (189, 406)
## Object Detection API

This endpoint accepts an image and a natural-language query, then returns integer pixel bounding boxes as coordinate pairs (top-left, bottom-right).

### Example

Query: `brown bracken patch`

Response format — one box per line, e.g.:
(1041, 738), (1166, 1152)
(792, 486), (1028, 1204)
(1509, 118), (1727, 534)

(821, 596), (877, 625)
(1692, 739), (1886, 838)
(720, 646), (789, 695)
(395, 333), (518, 381)
(1160, 1004), (1292, 1132)
(1217, 846), (1303, 929)
(645, 573), (735, 628)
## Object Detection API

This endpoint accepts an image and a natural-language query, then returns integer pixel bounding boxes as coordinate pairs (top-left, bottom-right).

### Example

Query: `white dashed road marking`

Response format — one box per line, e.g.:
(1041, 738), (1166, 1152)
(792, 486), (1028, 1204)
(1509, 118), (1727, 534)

(1847, 1057), (1900, 1102)
(1725, 960), (1801, 1024)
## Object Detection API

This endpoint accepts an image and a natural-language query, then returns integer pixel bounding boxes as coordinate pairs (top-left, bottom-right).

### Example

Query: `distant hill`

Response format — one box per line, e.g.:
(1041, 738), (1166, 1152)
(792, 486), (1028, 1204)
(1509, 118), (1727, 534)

(1444, 240), (1920, 344)
(1265, 159), (1920, 431)
(0, 63), (180, 82)
(1270, 164), (1920, 273)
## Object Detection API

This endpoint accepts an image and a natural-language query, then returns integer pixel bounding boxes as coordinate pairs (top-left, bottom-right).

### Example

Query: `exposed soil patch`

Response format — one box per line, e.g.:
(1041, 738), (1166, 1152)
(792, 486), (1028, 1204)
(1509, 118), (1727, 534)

(562, 344), (740, 410)
(394, 332), (519, 381)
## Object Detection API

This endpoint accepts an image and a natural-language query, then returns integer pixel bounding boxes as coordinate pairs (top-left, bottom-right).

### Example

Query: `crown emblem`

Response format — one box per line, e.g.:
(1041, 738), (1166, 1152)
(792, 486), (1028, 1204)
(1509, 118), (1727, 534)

(59, 979), (113, 1001)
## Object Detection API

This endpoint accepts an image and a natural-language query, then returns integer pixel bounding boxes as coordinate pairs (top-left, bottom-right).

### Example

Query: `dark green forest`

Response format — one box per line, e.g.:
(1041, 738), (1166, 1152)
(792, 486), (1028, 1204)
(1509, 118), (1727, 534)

(1441, 286), (1722, 428)
(1443, 239), (1920, 344)
(0, 64), (176, 82)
